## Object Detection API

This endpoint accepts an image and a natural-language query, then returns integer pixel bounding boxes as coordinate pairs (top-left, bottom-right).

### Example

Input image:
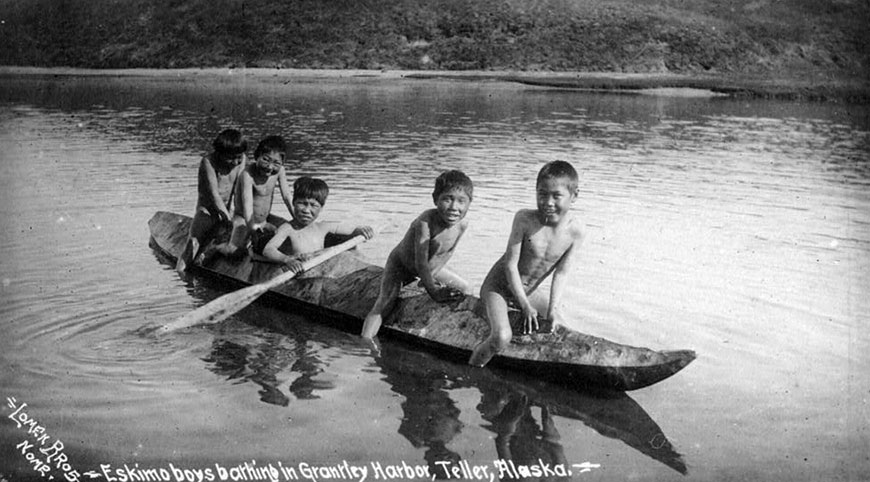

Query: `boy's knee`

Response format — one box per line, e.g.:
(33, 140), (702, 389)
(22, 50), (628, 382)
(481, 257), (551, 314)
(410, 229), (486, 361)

(479, 283), (493, 299)
(491, 328), (513, 352)
(216, 243), (245, 259)
(469, 328), (512, 367)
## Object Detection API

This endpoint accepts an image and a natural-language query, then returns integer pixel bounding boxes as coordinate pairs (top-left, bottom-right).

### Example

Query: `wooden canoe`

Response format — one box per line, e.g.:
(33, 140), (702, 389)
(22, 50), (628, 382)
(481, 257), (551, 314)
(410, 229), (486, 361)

(149, 211), (696, 391)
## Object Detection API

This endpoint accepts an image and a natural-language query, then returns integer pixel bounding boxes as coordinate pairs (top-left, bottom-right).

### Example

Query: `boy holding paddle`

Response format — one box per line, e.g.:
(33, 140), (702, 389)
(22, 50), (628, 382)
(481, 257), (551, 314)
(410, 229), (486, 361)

(176, 129), (247, 273)
(163, 176), (372, 333)
(261, 176), (374, 272)
(361, 170), (474, 339)
(469, 160), (585, 367)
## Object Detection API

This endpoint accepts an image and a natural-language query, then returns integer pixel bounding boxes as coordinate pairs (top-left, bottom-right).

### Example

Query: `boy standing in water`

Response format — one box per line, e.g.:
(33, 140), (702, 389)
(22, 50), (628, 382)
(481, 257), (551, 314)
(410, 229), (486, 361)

(469, 160), (585, 367)
(361, 170), (474, 339)
(213, 135), (295, 259)
(261, 176), (374, 272)
(176, 129), (247, 272)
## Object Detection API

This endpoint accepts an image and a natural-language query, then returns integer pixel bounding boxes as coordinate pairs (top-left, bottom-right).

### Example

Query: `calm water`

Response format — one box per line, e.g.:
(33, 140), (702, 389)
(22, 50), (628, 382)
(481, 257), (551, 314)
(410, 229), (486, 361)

(0, 71), (868, 482)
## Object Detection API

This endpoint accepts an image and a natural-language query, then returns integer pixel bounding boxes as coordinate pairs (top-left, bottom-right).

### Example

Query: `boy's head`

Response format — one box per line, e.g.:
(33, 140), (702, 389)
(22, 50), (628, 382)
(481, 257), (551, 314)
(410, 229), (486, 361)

(536, 160), (579, 191)
(291, 176), (329, 226)
(213, 129), (247, 164)
(293, 176), (329, 206)
(535, 160), (579, 225)
(253, 135), (287, 175)
(432, 170), (473, 226)
(432, 170), (474, 203)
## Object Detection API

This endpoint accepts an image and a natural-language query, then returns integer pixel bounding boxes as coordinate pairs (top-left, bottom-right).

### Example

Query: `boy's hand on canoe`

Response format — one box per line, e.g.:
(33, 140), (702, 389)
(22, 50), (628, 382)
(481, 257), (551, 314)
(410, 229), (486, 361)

(353, 225), (375, 240)
(521, 304), (539, 334)
(545, 309), (564, 333)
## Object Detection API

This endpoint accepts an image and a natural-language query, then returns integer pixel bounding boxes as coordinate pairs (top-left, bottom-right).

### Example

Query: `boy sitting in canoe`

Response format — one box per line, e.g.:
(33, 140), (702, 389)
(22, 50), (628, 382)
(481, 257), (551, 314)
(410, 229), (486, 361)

(361, 170), (474, 339)
(176, 128), (247, 273)
(469, 160), (585, 367)
(210, 135), (295, 260)
(261, 176), (374, 272)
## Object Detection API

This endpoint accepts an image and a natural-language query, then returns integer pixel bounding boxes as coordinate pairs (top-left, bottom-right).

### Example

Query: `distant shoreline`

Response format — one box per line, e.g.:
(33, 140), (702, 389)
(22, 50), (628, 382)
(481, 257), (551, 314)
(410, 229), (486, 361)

(2, 66), (868, 103)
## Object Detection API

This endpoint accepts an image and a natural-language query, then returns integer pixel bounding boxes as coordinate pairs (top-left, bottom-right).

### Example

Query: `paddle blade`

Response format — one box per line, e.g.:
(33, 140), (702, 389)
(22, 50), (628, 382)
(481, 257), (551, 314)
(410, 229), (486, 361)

(159, 282), (273, 333)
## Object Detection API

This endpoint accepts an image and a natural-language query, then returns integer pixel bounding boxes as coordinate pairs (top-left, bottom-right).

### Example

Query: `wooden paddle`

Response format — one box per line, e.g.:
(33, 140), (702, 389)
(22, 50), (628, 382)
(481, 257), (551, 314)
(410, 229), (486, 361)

(160, 233), (371, 333)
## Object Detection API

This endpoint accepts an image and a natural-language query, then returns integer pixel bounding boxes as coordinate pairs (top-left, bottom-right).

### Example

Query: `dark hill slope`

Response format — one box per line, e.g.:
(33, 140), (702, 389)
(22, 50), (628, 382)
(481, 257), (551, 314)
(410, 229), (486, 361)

(1, 0), (867, 81)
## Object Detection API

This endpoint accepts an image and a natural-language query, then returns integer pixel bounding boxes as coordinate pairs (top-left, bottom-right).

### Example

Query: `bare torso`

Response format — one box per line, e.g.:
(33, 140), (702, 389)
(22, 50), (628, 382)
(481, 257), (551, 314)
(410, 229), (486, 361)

(487, 209), (582, 295)
(278, 222), (329, 255)
(235, 166), (280, 224)
(392, 209), (467, 279)
(197, 155), (241, 212)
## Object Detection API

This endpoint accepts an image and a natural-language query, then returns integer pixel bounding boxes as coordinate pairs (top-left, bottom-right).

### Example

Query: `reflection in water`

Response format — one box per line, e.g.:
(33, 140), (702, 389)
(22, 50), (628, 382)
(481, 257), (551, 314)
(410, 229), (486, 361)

(155, 246), (335, 406)
(374, 342), (688, 477)
(388, 371), (464, 478)
(206, 339), (292, 405)
(164, 237), (688, 477)
(204, 334), (330, 406)
(195, 310), (687, 477)
(481, 393), (569, 482)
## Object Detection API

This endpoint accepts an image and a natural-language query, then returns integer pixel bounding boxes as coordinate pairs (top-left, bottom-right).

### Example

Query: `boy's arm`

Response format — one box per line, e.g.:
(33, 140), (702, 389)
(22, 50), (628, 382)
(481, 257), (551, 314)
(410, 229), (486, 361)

(261, 225), (305, 273)
(413, 219), (438, 293)
(328, 223), (375, 240)
(237, 172), (254, 225)
(225, 161), (245, 213)
(199, 158), (230, 221)
(413, 218), (461, 302)
(276, 167), (294, 217)
(546, 224), (585, 326)
(503, 212), (534, 314)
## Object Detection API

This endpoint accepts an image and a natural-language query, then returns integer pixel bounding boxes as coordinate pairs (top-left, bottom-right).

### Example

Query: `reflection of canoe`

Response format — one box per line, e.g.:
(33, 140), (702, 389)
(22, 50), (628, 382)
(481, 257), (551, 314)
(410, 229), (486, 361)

(375, 342), (689, 475)
(193, 304), (688, 475)
(149, 211), (695, 391)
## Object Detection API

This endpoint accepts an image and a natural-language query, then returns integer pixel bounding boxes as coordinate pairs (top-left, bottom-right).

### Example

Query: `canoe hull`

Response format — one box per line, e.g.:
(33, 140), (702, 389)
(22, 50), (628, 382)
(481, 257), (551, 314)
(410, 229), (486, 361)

(149, 211), (695, 391)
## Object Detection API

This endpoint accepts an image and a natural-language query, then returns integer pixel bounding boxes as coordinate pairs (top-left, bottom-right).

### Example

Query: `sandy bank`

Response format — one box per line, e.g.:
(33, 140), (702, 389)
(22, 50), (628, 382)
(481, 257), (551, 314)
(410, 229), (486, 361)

(1, 66), (867, 103)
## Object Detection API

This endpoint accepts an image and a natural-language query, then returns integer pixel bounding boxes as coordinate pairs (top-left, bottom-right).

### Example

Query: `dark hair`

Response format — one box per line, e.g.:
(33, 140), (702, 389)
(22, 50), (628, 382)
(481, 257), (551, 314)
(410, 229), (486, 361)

(212, 129), (247, 156)
(254, 135), (287, 160)
(537, 160), (578, 191)
(432, 170), (473, 202)
(293, 176), (329, 206)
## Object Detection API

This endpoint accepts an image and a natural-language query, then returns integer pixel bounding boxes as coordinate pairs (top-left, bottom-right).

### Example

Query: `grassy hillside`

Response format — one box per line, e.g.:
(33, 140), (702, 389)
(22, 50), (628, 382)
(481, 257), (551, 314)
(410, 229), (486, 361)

(1, 0), (867, 81)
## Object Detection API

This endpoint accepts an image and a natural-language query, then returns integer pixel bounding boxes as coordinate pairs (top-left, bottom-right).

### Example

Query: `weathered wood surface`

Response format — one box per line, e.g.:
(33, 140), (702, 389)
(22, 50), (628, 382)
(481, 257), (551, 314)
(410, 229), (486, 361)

(149, 211), (695, 391)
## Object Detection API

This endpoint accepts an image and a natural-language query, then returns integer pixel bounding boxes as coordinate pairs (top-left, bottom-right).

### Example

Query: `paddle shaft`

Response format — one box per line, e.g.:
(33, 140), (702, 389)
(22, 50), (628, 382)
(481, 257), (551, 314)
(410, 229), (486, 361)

(160, 234), (369, 333)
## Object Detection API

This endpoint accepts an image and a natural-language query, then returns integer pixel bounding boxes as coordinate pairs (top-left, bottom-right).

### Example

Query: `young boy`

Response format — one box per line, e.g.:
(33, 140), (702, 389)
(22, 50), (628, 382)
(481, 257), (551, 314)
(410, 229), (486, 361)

(361, 170), (474, 339)
(469, 160), (585, 367)
(214, 135), (295, 259)
(261, 176), (374, 272)
(176, 129), (247, 272)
